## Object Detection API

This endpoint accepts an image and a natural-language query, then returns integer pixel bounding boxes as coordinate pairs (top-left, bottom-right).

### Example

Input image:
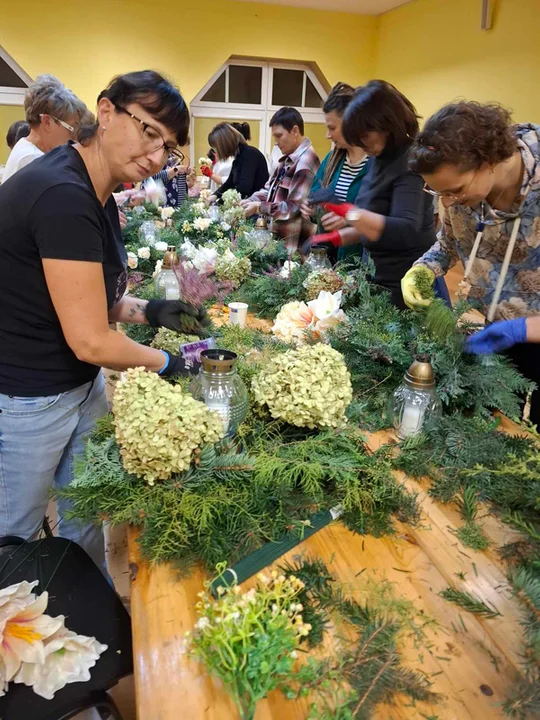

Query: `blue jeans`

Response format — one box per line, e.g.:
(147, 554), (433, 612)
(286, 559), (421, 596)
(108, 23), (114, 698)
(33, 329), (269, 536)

(0, 373), (108, 569)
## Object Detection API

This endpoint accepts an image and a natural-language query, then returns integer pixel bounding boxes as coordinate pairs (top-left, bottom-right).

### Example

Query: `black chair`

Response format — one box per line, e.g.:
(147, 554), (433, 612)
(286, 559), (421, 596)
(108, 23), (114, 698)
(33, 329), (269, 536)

(0, 536), (133, 720)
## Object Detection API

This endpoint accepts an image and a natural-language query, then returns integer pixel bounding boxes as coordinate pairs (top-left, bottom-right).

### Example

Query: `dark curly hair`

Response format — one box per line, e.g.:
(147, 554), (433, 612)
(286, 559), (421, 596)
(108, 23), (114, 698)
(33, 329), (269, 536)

(409, 101), (518, 174)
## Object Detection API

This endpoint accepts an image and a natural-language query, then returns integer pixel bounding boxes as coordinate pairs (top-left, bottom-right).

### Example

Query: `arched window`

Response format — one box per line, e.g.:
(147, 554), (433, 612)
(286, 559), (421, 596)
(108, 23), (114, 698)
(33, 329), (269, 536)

(190, 58), (330, 167)
(0, 46), (31, 165)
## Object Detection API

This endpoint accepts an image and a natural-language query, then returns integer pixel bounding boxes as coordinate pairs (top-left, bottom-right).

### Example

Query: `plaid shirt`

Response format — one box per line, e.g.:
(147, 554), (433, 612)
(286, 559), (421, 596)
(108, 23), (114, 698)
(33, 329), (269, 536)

(249, 138), (320, 246)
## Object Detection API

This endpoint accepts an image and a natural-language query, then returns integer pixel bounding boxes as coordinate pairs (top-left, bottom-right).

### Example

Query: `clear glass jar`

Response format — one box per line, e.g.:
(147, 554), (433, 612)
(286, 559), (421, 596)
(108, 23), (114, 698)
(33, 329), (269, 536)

(155, 246), (180, 299)
(190, 350), (249, 436)
(388, 355), (442, 439)
(306, 247), (332, 272)
(389, 355), (442, 439)
(389, 384), (441, 439)
(208, 205), (221, 222)
(139, 220), (157, 246)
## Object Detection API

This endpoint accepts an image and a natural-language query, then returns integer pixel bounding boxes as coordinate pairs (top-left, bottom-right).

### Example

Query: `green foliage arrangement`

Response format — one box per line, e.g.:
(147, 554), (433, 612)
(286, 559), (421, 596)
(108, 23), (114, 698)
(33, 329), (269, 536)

(189, 565), (309, 720)
(232, 265), (311, 319)
(329, 262), (533, 430)
(60, 421), (418, 570)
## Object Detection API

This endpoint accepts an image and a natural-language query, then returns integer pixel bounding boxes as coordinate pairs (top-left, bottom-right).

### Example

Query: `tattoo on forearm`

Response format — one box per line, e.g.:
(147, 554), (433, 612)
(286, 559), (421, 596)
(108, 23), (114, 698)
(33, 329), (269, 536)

(127, 302), (148, 322)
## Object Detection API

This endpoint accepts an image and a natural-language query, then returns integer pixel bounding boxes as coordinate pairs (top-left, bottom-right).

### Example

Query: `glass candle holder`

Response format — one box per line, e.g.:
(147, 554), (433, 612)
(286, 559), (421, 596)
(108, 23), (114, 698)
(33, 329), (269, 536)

(190, 349), (249, 436)
(389, 354), (442, 439)
(155, 246), (180, 299)
(306, 247), (332, 272)
(139, 220), (157, 246)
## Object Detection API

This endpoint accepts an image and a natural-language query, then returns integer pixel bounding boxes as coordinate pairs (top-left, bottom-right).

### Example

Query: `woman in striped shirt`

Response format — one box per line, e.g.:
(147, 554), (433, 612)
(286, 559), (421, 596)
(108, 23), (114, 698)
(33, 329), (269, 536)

(302, 83), (368, 261)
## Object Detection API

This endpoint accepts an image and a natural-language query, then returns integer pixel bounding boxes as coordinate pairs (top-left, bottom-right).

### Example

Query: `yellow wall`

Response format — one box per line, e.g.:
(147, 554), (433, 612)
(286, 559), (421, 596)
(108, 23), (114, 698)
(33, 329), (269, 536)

(0, 0), (376, 110)
(375, 0), (540, 124)
(0, 105), (25, 164)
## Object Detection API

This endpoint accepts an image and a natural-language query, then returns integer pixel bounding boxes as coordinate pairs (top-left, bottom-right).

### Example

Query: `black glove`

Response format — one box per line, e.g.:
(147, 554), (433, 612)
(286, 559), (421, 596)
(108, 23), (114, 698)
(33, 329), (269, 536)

(145, 299), (209, 336)
(158, 350), (201, 378)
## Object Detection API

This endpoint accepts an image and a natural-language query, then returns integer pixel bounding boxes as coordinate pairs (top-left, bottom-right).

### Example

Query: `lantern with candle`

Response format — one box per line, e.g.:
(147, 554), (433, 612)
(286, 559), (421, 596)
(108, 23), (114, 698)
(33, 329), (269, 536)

(306, 247), (332, 272)
(190, 349), (249, 436)
(389, 354), (441, 439)
(155, 245), (181, 300)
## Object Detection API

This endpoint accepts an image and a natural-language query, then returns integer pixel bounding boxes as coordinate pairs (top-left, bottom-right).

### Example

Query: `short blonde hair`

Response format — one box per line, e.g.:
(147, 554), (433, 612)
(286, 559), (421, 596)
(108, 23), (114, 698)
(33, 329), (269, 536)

(25, 74), (88, 127)
(208, 123), (246, 160)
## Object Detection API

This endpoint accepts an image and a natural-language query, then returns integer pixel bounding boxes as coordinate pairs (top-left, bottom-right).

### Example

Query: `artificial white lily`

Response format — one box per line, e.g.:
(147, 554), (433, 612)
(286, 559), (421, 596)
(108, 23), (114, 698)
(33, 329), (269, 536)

(0, 581), (63, 690)
(193, 217), (212, 232)
(14, 626), (107, 700)
(307, 290), (348, 335)
(279, 260), (299, 278)
(191, 246), (218, 274)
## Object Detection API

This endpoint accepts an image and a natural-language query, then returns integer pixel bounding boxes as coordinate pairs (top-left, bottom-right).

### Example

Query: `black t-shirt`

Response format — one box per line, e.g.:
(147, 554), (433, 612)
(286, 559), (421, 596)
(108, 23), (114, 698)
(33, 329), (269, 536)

(0, 143), (127, 396)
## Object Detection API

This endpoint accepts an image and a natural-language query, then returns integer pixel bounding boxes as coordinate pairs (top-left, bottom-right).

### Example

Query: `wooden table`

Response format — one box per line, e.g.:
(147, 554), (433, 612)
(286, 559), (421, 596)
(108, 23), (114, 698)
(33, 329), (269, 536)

(127, 414), (529, 720)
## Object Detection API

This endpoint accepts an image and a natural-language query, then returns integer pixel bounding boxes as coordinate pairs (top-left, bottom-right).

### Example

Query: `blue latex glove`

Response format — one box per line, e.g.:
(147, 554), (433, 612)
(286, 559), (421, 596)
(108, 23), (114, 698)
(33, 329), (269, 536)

(465, 318), (527, 354)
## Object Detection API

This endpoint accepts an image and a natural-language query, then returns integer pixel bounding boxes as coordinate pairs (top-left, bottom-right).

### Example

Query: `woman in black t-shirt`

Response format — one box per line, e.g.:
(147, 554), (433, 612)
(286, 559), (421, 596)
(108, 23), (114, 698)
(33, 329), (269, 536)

(204, 123), (269, 204)
(0, 70), (207, 570)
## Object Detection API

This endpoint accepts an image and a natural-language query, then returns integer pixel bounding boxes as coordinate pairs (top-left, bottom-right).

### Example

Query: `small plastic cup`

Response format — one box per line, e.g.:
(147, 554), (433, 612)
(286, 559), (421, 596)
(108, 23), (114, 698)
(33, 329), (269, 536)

(228, 302), (248, 328)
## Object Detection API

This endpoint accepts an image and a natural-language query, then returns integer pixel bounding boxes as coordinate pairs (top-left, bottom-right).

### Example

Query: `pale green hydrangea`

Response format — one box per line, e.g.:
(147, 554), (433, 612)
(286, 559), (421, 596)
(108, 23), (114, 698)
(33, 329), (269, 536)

(151, 328), (199, 354)
(214, 251), (252, 286)
(251, 344), (352, 429)
(114, 368), (223, 484)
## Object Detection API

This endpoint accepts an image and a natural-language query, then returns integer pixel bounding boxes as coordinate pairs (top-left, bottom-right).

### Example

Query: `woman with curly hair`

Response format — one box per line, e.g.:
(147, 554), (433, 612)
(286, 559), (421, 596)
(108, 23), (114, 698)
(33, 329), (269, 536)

(404, 101), (540, 424)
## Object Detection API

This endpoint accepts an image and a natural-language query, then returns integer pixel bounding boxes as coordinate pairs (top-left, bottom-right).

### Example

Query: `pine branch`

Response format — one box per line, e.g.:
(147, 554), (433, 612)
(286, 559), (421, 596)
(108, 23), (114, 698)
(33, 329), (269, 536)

(440, 587), (501, 618)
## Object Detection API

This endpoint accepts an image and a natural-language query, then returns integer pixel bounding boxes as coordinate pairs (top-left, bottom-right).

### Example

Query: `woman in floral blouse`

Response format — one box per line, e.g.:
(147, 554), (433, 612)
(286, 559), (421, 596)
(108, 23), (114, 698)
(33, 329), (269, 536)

(403, 101), (540, 424)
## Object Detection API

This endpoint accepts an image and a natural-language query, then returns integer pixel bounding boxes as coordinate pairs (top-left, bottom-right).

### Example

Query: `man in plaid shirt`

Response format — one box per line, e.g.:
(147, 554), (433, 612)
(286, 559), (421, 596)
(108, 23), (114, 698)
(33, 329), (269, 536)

(241, 107), (320, 249)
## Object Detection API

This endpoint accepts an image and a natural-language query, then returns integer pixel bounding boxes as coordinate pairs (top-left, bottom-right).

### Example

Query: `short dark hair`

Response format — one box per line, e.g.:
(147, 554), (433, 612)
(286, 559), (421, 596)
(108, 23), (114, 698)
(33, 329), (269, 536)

(231, 121), (251, 141)
(409, 101), (518, 174)
(342, 80), (420, 149)
(208, 123), (246, 160)
(6, 120), (29, 149)
(323, 82), (355, 116)
(78, 70), (189, 147)
(269, 106), (304, 135)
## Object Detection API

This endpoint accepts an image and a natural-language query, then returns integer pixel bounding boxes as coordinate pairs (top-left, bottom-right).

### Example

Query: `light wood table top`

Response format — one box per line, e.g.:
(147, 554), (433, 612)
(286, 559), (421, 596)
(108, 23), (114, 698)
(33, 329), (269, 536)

(128, 417), (529, 720)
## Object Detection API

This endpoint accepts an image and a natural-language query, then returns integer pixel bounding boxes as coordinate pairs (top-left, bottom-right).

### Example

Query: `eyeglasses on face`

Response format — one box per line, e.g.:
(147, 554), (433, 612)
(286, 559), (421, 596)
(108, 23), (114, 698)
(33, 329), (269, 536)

(39, 114), (75, 135)
(112, 103), (184, 163)
(423, 170), (478, 201)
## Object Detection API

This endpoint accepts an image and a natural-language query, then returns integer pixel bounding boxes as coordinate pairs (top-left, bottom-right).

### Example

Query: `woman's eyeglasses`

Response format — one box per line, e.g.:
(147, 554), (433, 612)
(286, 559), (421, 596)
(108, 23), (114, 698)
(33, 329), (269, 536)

(423, 171), (478, 201)
(39, 114), (75, 135)
(113, 103), (184, 162)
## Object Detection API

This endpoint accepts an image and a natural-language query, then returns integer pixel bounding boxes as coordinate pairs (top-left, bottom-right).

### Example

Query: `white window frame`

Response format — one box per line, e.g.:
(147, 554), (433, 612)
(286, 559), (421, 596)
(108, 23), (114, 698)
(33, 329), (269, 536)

(0, 45), (31, 105)
(190, 59), (327, 165)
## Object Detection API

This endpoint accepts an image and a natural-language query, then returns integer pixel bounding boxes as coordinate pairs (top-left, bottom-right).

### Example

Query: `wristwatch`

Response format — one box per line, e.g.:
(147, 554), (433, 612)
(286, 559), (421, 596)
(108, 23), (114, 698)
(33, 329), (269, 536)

(345, 207), (363, 225)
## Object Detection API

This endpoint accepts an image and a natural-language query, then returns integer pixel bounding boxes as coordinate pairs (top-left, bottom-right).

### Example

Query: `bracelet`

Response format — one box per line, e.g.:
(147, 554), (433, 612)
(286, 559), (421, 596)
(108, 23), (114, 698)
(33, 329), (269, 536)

(158, 350), (170, 375)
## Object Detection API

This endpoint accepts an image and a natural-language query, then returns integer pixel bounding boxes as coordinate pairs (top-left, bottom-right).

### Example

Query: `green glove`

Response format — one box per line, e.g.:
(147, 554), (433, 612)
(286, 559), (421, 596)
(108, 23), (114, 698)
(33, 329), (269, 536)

(401, 265), (435, 309)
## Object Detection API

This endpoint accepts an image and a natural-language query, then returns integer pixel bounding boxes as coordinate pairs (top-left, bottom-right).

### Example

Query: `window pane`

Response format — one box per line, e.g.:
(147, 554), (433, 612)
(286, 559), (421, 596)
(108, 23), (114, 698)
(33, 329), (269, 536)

(201, 71), (226, 103)
(272, 69), (303, 107)
(305, 76), (323, 108)
(228, 66), (262, 104)
(0, 59), (27, 88)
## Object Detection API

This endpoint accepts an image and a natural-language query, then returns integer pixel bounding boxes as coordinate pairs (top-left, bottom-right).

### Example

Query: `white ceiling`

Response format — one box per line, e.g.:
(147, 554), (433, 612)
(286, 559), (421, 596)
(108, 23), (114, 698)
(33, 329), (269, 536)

(233, 0), (410, 15)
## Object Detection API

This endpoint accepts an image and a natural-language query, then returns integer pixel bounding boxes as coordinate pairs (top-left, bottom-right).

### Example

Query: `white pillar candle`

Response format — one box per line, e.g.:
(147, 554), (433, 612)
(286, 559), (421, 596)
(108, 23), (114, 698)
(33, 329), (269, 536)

(399, 403), (424, 437)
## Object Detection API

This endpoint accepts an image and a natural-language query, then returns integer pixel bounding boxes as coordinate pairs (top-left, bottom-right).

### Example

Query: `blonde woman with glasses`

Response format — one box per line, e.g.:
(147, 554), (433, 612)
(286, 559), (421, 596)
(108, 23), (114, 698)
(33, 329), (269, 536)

(2, 74), (89, 183)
